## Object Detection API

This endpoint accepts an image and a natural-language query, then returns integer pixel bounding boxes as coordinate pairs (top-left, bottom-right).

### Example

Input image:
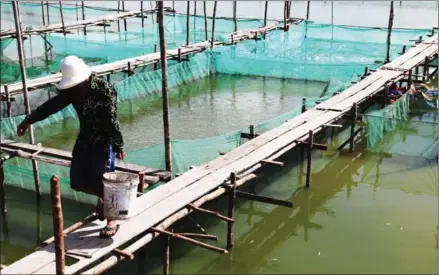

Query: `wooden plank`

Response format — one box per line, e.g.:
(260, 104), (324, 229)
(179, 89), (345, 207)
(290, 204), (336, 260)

(398, 45), (438, 70)
(331, 70), (402, 112)
(316, 71), (385, 110)
(382, 42), (432, 69)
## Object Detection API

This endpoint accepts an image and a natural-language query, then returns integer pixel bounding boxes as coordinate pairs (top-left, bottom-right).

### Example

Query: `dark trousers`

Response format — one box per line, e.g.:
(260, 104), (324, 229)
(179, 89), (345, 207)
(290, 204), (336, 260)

(70, 141), (116, 198)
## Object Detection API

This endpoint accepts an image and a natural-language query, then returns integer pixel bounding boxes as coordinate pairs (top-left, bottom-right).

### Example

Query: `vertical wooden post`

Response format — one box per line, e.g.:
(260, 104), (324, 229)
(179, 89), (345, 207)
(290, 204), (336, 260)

(81, 1), (86, 35)
(46, 1), (50, 25)
(4, 85), (11, 117)
(227, 172), (237, 250)
(0, 161), (7, 216)
(283, 1), (287, 31)
(12, 1), (42, 198)
(364, 66), (369, 77)
(50, 175), (65, 275)
(141, 1), (144, 28)
(305, 130), (313, 188)
(385, 1), (394, 64)
(331, 1), (334, 25)
(407, 69), (412, 89)
(263, 1), (268, 39)
(137, 174), (145, 194)
(349, 103), (357, 153)
(423, 56), (429, 80)
(211, 1), (218, 48)
(306, 1), (310, 21)
(204, 1), (208, 41)
(158, 1), (172, 173)
(117, 1), (121, 32)
(301, 97), (306, 113)
(106, 74), (110, 82)
(76, 1), (79, 21)
(122, 1), (127, 32)
(178, 48), (182, 63)
(154, 44), (158, 70)
(194, 1), (197, 16)
(41, 1), (46, 25)
(59, 2), (66, 36)
(249, 125), (255, 139)
(233, 1), (237, 32)
(186, 1), (190, 46)
(163, 227), (171, 275)
(401, 45), (406, 54)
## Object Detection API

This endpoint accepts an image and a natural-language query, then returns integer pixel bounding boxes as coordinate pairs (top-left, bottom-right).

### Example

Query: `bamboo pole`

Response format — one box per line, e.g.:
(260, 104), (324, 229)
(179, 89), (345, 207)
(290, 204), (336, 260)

(306, 1), (310, 21)
(0, 161), (7, 216)
(385, 1), (394, 64)
(349, 103), (357, 153)
(158, 1), (172, 173)
(12, 1), (42, 198)
(227, 172), (237, 249)
(141, 1), (144, 27)
(305, 130), (313, 188)
(263, 1), (268, 39)
(123, 1), (127, 31)
(163, 227), (171, 275)
(81, 1), (86, 35)
(186, 1), (190, 46)
(41, 1), (46, 25)
(50, 175), (65, 275)
(59, 2), (66, 36)
(211, 1), (218, 48)
(46, 1), (50, 25)
(233, 1), (237, 32)
(204, 1), (208, 40)
(117, 1), (121, 32)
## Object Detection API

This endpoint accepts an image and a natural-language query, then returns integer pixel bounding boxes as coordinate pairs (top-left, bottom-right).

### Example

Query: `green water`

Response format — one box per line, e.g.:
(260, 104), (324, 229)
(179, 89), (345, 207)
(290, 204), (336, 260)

(1, 125), (437, 273)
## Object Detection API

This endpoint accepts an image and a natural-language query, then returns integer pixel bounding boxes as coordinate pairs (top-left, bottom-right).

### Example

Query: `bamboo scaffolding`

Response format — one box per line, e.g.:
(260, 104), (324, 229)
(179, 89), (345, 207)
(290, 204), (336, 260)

(84, 173), (256, 275)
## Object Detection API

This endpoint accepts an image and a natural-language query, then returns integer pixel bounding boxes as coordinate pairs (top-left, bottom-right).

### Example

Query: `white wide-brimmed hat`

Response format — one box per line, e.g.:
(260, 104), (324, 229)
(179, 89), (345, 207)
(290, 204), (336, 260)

(57, 56), (92, 90)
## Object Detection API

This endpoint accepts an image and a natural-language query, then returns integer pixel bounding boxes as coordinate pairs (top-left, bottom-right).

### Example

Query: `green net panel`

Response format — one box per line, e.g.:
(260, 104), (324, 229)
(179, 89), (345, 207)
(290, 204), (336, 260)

(0, 17), (434, 203)
(364, 93), (438, 159)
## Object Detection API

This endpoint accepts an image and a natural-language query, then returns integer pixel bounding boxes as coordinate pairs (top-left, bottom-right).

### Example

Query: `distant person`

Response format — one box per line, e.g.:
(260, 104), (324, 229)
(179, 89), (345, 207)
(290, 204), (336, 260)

(16, 56), (125, 238)
(387, 82), (403, 104)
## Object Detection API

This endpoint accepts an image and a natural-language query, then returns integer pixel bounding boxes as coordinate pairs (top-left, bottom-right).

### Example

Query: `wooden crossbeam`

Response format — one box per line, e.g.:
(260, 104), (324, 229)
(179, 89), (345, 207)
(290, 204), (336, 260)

(337, 127), (363, 151)
(187, 204), (234, 223)
(260, 159), (284, 166)
(298, 142), (328, 151)
(151, 227), (228, 254)
(236, 191), (293, 208)
(177, 233), (218, 241)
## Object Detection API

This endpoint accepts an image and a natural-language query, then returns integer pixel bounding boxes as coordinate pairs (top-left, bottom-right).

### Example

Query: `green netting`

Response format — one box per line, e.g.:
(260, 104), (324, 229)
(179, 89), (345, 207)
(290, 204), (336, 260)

(364, 93), (438, 159)
(0, 18), (434, 203)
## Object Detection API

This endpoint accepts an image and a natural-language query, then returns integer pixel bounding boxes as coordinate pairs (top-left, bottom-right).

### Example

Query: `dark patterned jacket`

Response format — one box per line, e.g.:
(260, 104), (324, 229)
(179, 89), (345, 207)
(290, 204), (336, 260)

(26, 75), (124, 153)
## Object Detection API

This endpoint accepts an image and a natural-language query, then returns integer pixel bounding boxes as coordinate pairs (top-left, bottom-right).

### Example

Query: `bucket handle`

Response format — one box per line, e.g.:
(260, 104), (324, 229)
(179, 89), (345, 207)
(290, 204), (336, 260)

(120, 158), (134, 185)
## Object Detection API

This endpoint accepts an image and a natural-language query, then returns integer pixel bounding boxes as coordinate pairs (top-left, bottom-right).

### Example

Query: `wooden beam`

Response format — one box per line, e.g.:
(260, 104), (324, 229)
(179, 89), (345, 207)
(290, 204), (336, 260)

(112, 248), (134, 260)
(0, 161), (6, 216)
(385, 1), (394, 63)
(158, 2), (172, 173)
(298, 142), (327, 151)
(12, 1), (42, 198)
(236, 190), (293, 208)
(163, 227), (170, 275)
(188, 204), (234, 223)
(349, 103), (357, 153)
(177, 233), (217, 240)
(260, 159), (284, 167)
(211, 1), (218, 48)
(50, 175), (65, 275)
(305, 130), (313, 188)
(151, 227), (228, 254)
(227, 172), (237, 249)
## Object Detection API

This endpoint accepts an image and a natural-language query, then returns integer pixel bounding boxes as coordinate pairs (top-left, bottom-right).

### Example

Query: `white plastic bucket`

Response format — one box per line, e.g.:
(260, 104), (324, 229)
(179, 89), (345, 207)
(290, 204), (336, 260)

(103, 171), (139, 220)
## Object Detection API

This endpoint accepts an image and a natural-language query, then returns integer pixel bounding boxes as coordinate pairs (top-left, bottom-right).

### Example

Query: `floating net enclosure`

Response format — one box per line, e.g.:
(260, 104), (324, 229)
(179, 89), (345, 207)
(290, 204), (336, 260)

(0, 9), (434, 203)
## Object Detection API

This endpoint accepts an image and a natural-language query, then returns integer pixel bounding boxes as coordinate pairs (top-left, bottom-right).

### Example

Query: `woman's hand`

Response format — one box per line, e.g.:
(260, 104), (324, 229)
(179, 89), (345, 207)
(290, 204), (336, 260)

(17, 120), (30, 137)
(117, 151), (126, 160)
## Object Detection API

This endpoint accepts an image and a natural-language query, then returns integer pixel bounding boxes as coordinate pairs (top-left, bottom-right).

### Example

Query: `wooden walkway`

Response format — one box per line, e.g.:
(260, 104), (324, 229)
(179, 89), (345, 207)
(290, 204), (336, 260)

(1, 34), (437, 275)
(0, 7), (169, 39)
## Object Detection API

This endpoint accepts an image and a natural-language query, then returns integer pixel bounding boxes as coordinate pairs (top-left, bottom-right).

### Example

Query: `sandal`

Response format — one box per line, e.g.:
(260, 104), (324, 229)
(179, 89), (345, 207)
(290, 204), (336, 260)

(100, 224), (120, 238)
(95, 199), (105, 221)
